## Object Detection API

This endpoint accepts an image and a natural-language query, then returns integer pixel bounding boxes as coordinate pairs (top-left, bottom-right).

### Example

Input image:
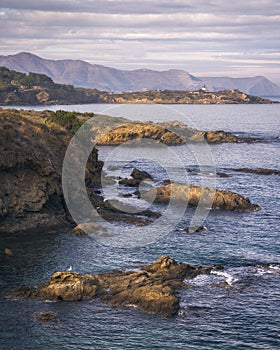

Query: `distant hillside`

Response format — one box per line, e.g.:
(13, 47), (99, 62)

(200, 76), (280, 97)
(1, 52), (280, 96)
(0, 66), (102, 105)
(0, 67), (276, 105)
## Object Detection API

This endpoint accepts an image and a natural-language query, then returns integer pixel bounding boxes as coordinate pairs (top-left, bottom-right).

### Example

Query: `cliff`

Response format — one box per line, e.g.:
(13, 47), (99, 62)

(0, 109), (103, 233)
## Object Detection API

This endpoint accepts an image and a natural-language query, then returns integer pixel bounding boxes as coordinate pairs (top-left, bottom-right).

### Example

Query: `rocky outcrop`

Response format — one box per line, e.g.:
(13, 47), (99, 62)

(143, 183), (260, 211)
(230, 168), (280, 175)
(0, 109), (103, 233)
(131, 168), (153, 181)
(106, 88), (276, 104)
(119, 168), (153, 187)
(96, 120), (254, 146)
(9, 256), (223, 318)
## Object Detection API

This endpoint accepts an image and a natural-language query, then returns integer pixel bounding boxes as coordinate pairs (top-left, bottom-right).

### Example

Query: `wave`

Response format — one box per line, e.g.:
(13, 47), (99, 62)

(183, 263), (280, 288)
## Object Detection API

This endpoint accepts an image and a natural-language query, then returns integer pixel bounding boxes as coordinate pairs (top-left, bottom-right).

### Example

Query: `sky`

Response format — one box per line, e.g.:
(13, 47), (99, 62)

(0, 0), (280, 84)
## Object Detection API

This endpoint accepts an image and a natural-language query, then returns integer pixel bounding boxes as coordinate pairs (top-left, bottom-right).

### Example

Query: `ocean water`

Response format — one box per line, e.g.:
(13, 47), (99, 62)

(0, 104), (280, 349)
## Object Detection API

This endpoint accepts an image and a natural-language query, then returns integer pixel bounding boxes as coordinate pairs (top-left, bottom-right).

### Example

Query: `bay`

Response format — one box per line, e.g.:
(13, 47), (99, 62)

(0, 103), (279, 349)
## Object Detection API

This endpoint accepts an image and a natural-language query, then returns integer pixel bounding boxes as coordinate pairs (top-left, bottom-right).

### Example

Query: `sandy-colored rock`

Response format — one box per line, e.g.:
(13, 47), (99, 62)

(144, 183), (259, 211)
(10, 256), (221, 318)
(5, 248), (15, 257)
(96, 120), (255, 146)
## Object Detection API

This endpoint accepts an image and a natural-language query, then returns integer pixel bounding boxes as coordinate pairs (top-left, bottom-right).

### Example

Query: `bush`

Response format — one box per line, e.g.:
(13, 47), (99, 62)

(45, 110), (84, 133)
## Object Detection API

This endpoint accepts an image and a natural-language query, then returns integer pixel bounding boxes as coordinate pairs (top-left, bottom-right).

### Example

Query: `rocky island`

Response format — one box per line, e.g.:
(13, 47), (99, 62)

(9, 256), (224, 318)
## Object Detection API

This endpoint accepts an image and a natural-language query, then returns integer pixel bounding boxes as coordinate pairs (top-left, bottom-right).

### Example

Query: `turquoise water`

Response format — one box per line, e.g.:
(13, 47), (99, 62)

(0, 104), (280, 349)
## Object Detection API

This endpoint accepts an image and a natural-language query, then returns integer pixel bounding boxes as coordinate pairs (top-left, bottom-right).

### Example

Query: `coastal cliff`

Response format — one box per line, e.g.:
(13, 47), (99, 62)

(0, 109), (103, 233)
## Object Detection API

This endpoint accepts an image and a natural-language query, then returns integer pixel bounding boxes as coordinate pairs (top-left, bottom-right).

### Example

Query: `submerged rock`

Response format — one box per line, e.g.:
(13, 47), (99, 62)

(143, 183), (260, 212)
(9, 256), (222, 318)
(33, 311), (59, 323)
(182, 226), (208, 234)
(230, 168), (280, 176)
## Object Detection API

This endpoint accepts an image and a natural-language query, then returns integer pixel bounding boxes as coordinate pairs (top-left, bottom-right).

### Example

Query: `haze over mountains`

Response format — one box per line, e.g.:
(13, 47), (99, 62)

(0, 52), (280, 96)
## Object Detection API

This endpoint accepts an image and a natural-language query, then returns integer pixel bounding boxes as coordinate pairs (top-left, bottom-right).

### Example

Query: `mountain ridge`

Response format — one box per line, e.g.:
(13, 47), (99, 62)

(0, 52), (280, 96)
(0, 66), (276, 105)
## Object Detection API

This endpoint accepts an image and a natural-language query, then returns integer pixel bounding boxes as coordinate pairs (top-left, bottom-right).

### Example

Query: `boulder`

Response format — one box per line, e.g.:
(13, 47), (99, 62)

(131, 168), (153, 181)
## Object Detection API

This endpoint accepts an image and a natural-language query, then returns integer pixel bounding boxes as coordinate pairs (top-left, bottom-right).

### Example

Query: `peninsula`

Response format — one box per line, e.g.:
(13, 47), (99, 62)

(0, 67), (276, 105)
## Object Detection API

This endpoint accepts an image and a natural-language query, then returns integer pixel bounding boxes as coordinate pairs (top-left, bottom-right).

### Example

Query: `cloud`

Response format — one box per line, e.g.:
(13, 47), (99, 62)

(0, 0), (279, 84)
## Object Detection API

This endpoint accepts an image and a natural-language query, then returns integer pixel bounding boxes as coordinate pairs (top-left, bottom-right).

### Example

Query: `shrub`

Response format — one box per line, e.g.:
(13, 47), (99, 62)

(45, 110), (84, 133)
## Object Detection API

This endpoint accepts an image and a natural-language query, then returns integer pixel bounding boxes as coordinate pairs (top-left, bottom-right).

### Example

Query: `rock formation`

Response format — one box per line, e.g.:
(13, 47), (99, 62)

(96, 120), (255, 146)
(143, 183), (260, 212)
(119, 167), (153, 187)
(0, 109), (103, 233)
(9, 256), (223, 318)
(230, 168), (280, 175)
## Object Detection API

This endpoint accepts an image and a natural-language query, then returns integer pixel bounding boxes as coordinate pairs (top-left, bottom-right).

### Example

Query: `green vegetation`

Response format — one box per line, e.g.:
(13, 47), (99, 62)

(0, 66), (57, 91)
(44, 110), (95, 133)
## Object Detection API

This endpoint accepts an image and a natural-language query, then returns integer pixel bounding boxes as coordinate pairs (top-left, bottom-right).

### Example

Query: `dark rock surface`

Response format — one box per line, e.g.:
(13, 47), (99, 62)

(33, 311), (60, 323)
(119, 168), (153, 187)
(0, 109), (103, 233)
(230, 168), (280, 175)
(131, 168), (153, 181)
(9, 256), (223, 318)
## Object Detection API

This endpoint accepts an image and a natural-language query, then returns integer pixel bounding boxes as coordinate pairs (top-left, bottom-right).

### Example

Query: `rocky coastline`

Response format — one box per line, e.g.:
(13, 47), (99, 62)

(0, 109), (262, 234)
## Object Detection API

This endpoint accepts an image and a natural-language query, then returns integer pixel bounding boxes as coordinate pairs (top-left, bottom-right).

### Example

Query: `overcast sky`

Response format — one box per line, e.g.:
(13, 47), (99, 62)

(0, 0), (280, 84)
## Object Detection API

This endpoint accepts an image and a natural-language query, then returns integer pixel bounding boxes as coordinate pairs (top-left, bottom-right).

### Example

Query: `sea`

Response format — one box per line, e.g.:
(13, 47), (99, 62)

(0, 102), (280, 349)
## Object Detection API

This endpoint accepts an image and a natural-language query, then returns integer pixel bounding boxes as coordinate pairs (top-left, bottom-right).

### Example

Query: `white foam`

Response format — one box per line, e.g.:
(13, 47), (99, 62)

(210, 270), (239, 286)
(124, 268), (143, 273)
(255, 264), (280, 276)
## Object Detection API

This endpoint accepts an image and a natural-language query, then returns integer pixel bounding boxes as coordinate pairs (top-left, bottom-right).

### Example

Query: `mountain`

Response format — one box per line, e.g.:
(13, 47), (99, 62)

(0, 52), (280, 96)
(0, 67), (275, 105)
(0, 52), (203, 92)
(200, 76), (280, 97)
